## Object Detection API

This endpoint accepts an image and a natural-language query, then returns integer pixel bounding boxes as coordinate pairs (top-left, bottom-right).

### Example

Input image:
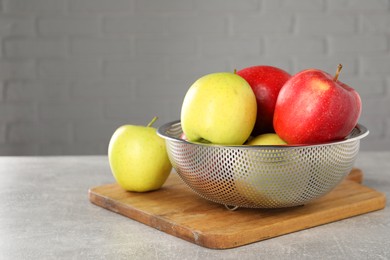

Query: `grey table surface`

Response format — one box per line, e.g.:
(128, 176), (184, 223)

(0, 152), (389, 260)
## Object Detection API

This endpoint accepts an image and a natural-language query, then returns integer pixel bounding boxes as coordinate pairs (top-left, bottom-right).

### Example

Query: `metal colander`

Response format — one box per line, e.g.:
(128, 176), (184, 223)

(157, 121), (369, 209)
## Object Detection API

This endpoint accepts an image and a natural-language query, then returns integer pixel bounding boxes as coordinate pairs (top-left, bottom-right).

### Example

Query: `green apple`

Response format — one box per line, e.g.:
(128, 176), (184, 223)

(181, 72), (257, 145)
(108, 117), (172, 192)
(246, 133), (287, 146)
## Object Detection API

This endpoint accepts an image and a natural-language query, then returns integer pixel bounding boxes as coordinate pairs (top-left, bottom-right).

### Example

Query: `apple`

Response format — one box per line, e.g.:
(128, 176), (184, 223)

(181, 72), (257, 145)
(108, 117), (172, 192)
(234, 151), (310, 208)
(246, 133), (287, 146)
(236, 66), (291, 135)
(234, 160), (311, 207)
(179, 132), (187, 140)
(274, 64), (361, 144)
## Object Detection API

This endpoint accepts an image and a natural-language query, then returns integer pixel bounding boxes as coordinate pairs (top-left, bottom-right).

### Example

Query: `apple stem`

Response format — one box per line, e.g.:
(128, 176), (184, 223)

(147, 116), (158, 127)
(233, 69), (237, 74)
(333, 64), (343, 81)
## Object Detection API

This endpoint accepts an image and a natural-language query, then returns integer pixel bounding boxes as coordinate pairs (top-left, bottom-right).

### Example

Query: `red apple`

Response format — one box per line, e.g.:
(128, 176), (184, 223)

(273, 64), (361, 144)
(179, 132), (187, 140)
(236, 65), (291, 135)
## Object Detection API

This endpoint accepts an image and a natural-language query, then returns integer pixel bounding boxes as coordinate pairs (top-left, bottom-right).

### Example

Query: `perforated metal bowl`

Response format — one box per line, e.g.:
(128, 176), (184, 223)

(157, 121), (369, 209)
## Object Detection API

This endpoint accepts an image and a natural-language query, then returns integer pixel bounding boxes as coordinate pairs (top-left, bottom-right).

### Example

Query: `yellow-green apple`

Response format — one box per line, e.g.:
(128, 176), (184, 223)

(234, 160), (311, 207)
(234, 150), (309, 207)
(274, 64), (361, 144)
(236, 133), (291, 206)
(236, 66), (291, 135)
(108, 117), (172, 192)
(181, 72), (257, 145)
(246, 133), (287, 145)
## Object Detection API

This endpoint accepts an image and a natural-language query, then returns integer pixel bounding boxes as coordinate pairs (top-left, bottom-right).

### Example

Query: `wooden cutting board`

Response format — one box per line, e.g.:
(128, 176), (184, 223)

(89, 168), (386, 249)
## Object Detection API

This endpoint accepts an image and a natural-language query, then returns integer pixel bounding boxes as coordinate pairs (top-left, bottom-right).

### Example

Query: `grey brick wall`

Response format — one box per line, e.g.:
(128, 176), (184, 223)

(0, 0), (389, 155)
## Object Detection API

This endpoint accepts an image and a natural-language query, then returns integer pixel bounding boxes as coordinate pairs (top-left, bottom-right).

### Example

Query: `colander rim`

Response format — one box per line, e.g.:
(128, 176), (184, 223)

(157, 120), (369, 149)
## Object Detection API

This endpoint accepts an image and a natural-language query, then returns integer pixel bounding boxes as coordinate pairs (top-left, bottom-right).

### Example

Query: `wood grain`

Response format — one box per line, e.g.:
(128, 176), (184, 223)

(89, 168), (386, 249)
